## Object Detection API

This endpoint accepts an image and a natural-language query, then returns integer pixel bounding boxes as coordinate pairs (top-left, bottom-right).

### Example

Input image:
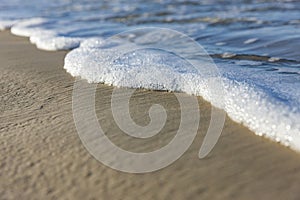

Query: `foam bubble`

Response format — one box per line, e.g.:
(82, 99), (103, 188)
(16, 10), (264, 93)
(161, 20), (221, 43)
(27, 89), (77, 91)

(215, 42), (226, 46)
(221, 52), (236, 58)
(268, 57), (281, 62)
(244, 38), (258, 44)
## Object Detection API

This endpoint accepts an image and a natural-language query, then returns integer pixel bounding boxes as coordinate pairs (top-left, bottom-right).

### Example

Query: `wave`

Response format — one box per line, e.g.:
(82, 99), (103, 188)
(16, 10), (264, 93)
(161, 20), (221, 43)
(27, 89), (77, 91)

(64, 33), (300, 151)
(0, 0), (299, 152)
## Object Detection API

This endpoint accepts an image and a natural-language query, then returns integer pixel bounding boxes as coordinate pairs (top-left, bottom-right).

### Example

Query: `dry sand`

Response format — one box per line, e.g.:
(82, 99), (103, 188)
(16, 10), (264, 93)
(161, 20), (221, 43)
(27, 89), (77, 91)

(1, 30), (300, 200)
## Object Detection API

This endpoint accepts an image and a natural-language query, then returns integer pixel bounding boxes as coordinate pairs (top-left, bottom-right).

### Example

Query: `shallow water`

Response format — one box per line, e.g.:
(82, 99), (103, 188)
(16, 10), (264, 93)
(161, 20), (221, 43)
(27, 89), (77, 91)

(0, 0), (299, 151)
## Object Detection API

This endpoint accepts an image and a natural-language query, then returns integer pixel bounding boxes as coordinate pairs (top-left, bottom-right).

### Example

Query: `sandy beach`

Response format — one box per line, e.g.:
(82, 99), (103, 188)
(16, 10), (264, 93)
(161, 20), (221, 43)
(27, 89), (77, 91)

(1, 30), (300, 199)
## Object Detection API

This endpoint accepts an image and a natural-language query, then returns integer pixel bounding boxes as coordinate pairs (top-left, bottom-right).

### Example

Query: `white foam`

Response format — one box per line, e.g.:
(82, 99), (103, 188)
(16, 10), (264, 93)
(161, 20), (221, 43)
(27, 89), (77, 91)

(221, 52), (236, 58)
(64, 36), (300, 151)
(30, 35), (82, 51)
(244, 38), (258, 44)
(268, 57), (281, 62)
(80, 38), (105, 48)
(8, 18), (82, 51)
(11, 18), (51, 37)
(215, 42), (226, 46)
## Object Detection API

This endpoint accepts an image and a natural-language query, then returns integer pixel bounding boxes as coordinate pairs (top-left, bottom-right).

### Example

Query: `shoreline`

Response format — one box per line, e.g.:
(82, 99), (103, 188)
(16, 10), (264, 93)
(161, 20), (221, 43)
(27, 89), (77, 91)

(1, 30), (300, 199)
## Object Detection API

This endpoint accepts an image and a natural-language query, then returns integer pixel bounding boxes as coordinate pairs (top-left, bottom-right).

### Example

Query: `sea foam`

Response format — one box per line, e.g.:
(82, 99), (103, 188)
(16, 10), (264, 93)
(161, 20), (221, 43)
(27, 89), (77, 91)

(64, 33), (300, 151)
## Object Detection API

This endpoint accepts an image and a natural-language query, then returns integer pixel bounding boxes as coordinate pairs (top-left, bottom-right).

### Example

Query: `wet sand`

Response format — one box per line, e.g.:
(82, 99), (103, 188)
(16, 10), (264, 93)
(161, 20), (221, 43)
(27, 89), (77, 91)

(1, 30), (300, 199)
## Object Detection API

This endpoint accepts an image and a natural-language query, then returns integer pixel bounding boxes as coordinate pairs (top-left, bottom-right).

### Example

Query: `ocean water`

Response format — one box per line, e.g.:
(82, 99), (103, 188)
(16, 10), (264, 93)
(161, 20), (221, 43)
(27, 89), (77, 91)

(0, 0), (299, 151)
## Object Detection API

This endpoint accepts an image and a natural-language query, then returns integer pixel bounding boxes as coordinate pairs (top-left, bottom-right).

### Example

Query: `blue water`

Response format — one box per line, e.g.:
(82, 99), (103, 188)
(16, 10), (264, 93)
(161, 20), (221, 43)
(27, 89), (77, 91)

(0, 0), (299, 151)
